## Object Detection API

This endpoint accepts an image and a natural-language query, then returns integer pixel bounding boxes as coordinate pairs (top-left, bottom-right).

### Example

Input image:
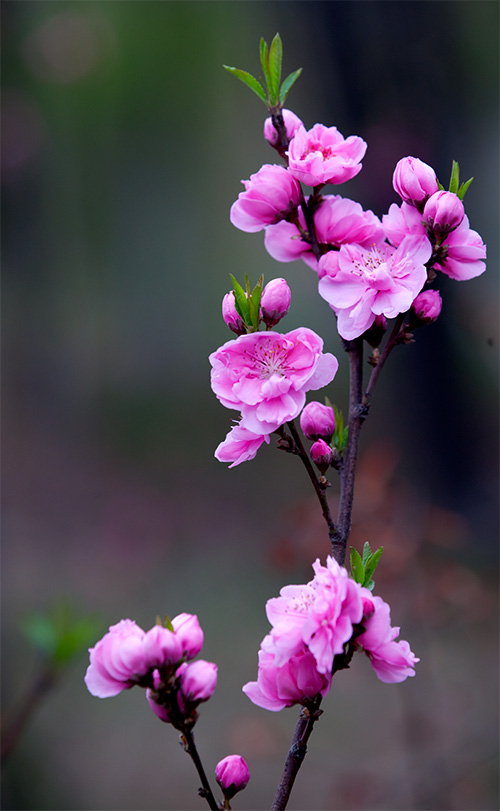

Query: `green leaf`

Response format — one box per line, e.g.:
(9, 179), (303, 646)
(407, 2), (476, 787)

(268, 33), (283, 104)
(437, 179), (445, 191)
(249, 275), (264, 330)
(164, 615), (174, 633)
(223, 66), (267, 104)
(448, 160), (460, 194)
(21, 614), (57, 656)
(363, 546), (383, 587)
(362, 541), (372, 567)
(350, 547), (365, 585)
(230, 274), (251, 323)
(457, 176), (473, 200)
(260, 37), (271, 92)
(280, 68), (302, 103)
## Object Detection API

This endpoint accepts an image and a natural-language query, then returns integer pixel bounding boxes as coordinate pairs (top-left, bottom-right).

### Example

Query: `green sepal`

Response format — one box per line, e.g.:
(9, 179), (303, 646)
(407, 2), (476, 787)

(448, 160), (460, 194)
(280, 68), (303, 103)
(223, 66), (267, 104)
(350, 547), (365, 585)
(248, 274), (264, 330)
(267, 33), (283, 106)
(437, 179), (445, 192)
(163, 615), (174, 632)
(457, 176), (473, 200)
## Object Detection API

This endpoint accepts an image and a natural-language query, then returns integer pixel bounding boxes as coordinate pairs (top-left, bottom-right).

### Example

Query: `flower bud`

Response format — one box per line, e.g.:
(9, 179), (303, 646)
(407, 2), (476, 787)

(215, 755), (250, 800)
(410, 290), (442, 325)
(264, 108), (303, 146)
(178, 659), (217, 703)
(393, 157), (438, 208)
(423, 190), (464, 234)
(300, 401), (335, 442)
(142, 625), (183, 669)
(260, 278), (291, 327)
(171, 613), (204, 660)
(222, 291), (246, 336)
(310, 438), (333, 474)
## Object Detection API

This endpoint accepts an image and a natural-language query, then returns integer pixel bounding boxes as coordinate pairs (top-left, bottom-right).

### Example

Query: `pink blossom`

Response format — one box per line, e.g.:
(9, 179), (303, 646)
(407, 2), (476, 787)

(383, 201), (427, 247)
(411, 290), (442, 324)
(215, 755), (250, 798)
(264, 108), (303, 146)
(85, 619), (147, 698)
(142, 624), (183, 669)
(423, 190), (464, 234)
(209, 328), (338, 435)
(287, 124), (367, 187)
(178, 659), (218, 703)
(242, 646), (332, 711)
(222, 291), (245, 335)
(265, 195), (384, 271)
(171, 613), (204, 660)
(318, 236), (432, 340)
(215, 422), (270, 467)
(260, 277), (291, 327)
(230, 164), (302, 233)
(310, 438), (333, 474)
(300, 401), (335, 442)
(392, 156), (438, 207)
(356, 596), (419, 683)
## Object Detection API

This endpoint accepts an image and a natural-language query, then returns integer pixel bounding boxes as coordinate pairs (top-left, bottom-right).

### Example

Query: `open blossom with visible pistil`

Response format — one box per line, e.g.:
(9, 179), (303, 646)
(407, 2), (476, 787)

(318, 236), (431, 340)
(209, 328), (338, 435)
(287, 123), (367, 186)
(383, 203), (486, 281)
(230, 164), (301, 233)
(215, 422), (270, 468)
(392, 156), (438, 207)
(264, 194), (384, 271)
(264, 108), (303, 146)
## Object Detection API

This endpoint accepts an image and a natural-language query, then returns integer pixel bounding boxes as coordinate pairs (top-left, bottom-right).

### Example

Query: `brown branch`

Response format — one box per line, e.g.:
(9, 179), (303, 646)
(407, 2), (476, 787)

(271, 696), (323, 811)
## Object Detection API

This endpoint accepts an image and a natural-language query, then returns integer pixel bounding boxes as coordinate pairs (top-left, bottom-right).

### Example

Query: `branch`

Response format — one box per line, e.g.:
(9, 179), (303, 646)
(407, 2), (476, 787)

(180, 726), (219, 811)
(271, 696), (323, 811)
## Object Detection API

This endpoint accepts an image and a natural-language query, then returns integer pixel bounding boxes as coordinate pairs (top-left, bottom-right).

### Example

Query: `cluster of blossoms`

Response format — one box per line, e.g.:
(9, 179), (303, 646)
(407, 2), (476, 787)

(243, 556), (419, 711)
(211, 277), (339, 467)
(229, 110), (486, 342)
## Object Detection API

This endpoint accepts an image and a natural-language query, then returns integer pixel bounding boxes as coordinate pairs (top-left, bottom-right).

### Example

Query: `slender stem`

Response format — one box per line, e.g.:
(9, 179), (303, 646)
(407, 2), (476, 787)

(1, 665), (56, 765)
(286, 420), (337, 545)
(363, 313), (406, 405)
(271, 696), (323, 811)
(331, 338), (366, 565)
(180, 726), (219, 811)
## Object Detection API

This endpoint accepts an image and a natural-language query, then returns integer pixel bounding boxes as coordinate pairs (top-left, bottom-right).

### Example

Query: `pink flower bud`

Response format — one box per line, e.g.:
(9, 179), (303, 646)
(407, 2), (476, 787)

(300, 401), (335, 442)
(215, 755), (250, 799)
(222, 291), (245, 335)
(171, 613), (204, 660)
(230, 164), (302, 233)
(264, 108), (303, 146)
(178, 659), (218, 703)
(411, 290), (442, 325)
(142, 625), (183, 669)
(393, 156), (438, 207)
(310, 438), (333, 474)
(260, 278), (291, 327)
(423, 190), (465, 234)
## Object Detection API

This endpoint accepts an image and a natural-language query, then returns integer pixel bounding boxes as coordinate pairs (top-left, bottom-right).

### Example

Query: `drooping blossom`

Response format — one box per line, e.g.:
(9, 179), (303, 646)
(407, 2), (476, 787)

(222, 291), (245, 335)
(410, 290), (442, 325)
(287, 124), (367, 187)
(392, 156), (438, 207)
(260, 277), (291, 327)
(242, 645), (332, 711)
(383, 203), (486, 281)
(356, 595), (420, 683)
(230, 164), (301, 233)
(264, 108), (303, 146)
(423, 190), (465, 234)
(215, 755), (250, 799)
(209, 328), (338, 436)
(264, 194), (384, 271)
(215, 422), (270, 468)
(300, 401), (335, 442)
(318, 236), (431, 340)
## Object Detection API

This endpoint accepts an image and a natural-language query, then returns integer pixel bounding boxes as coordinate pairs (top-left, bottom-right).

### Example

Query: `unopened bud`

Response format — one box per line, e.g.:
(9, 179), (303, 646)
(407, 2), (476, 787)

(178, 659), (217, 703)
(393, 156), (438, 208)
(171, 613), (204, 660)
(223, 292), (246, 335)
(423, 190), (464, 235)
(410, 290), (442, 326)
(215, 755), (250, 800)
(310, 438), (333, 474)
(260, 278), (291, 327)
(300, 402), (335, 443)
(264, 108), (303, 146)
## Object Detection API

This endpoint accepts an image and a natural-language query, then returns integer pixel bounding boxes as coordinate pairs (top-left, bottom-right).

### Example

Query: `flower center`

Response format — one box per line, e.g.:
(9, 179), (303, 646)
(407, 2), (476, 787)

(250, 340), (291, 379)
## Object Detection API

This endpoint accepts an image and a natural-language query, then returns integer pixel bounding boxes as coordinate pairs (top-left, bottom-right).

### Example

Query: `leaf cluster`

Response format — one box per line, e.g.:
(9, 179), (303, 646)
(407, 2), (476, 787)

(20, 602), (99, 667)
(223, 33), (302, 108)
(437, 159), (473, 200)
(230, 273), (263, 332)
(349, 542), (383, 591)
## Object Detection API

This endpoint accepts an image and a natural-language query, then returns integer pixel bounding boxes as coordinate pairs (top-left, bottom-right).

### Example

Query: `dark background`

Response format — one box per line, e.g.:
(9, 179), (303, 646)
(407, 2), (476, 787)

(2, 2), (498, 809)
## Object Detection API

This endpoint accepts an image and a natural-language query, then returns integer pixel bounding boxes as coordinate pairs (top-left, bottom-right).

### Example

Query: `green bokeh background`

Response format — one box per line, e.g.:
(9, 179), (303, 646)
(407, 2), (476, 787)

(2, 2), (498, 809)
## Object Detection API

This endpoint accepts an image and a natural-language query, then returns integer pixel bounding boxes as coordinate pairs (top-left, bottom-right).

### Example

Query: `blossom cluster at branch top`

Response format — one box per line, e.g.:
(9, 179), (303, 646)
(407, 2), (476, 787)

(228, 112), (486, 341)
(243, 555), (419, 712)
(85, 614), (218, 731)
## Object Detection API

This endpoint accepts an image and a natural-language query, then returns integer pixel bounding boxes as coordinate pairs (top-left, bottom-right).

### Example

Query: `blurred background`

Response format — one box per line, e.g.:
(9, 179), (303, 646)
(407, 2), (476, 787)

(1, 1), (498, 809)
